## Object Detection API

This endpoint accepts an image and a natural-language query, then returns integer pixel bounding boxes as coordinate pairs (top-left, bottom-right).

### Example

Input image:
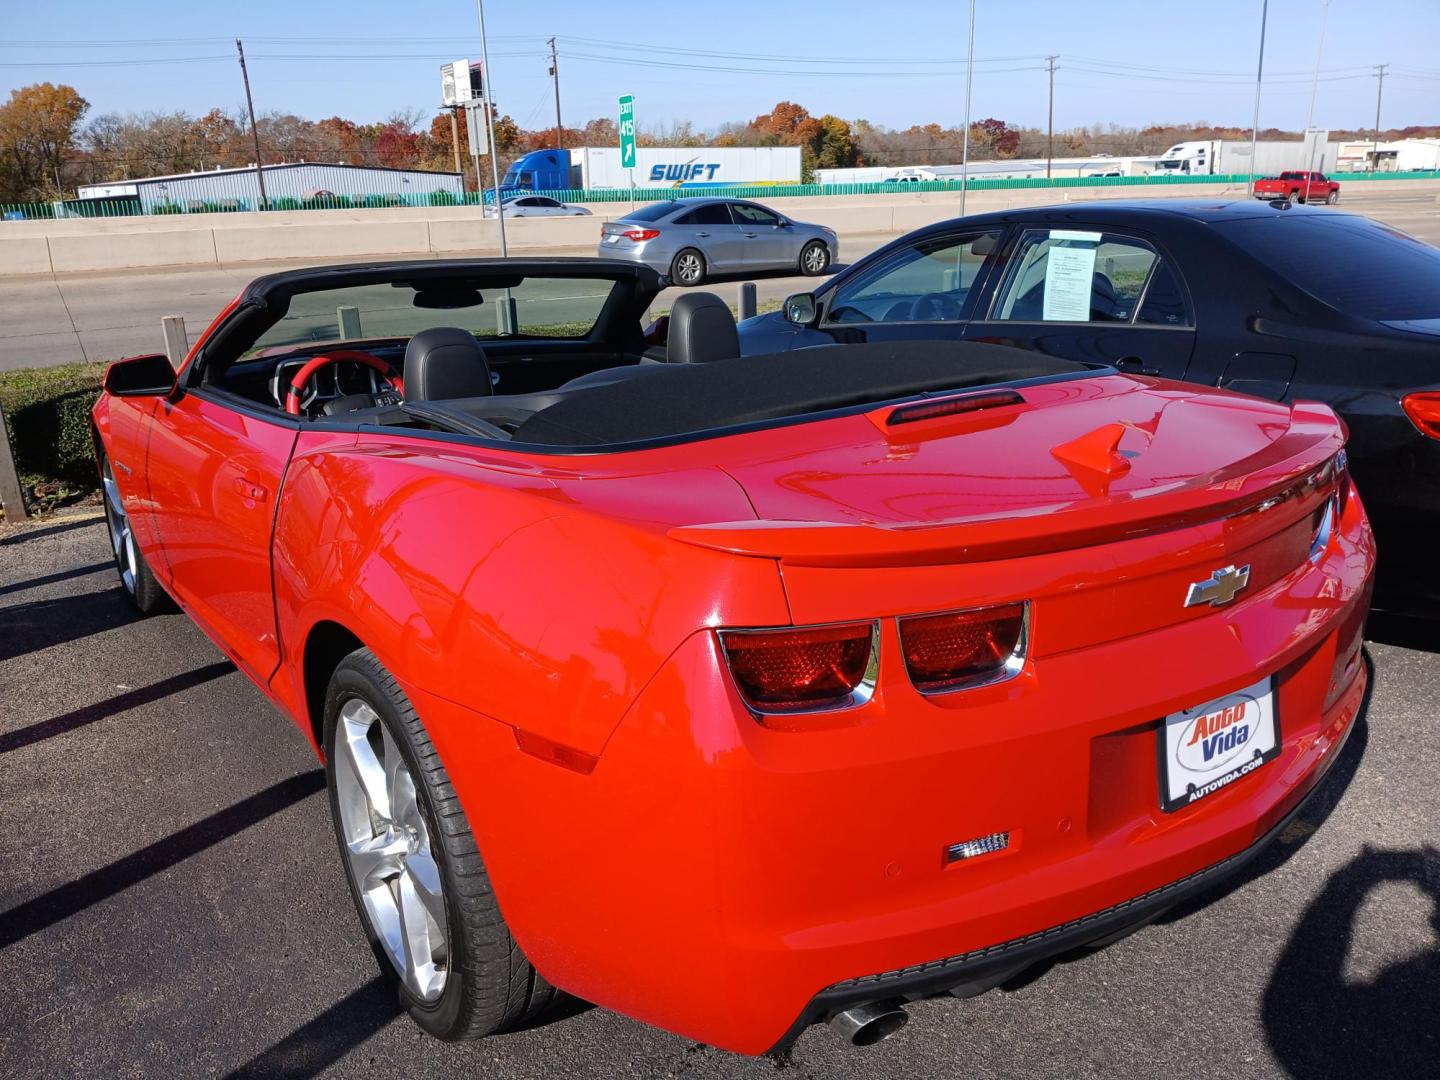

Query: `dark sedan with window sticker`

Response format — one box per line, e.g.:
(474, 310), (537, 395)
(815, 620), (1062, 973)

(738, 200), (1440, 610)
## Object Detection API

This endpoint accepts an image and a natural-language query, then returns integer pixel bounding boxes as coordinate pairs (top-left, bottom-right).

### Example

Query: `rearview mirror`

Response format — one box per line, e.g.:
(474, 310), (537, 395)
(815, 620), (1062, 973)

(104, 353), (176, 397)
(783, 293), (818, 327)
(414, 286), (485, 309)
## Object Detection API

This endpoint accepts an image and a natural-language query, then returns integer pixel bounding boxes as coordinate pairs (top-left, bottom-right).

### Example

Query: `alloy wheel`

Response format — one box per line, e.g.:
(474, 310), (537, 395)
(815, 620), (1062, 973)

(333, 698), (450, 1001)
(676, 253), (702, 284)
(803, 243), (828, 273)
(101, 457), (137, 596)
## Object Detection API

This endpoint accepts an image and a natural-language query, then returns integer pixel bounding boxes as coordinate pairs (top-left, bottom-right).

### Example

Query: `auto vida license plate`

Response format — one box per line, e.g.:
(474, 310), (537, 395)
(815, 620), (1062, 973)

(1159, 676), (1279, 813)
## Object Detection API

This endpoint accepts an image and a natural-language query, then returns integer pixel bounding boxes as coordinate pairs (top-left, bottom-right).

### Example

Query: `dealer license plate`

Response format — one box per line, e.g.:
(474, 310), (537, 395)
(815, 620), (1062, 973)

(1159, 676), (1279, 813)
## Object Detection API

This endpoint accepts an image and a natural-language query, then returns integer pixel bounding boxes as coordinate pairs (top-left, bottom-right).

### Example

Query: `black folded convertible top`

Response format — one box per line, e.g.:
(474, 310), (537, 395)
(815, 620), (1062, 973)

(510, 341), (1089, 448)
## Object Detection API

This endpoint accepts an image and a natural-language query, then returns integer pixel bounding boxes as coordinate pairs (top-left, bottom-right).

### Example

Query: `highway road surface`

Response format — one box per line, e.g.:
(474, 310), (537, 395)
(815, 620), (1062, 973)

(1, 188), (1435, 372)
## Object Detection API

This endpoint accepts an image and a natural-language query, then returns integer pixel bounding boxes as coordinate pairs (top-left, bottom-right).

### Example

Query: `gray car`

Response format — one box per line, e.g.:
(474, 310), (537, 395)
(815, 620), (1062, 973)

(598, 197), (835, 285)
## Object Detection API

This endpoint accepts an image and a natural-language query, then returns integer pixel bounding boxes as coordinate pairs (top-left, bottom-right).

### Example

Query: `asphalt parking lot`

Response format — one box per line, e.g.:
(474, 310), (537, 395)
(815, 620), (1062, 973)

(1, 513), (1437, 1079)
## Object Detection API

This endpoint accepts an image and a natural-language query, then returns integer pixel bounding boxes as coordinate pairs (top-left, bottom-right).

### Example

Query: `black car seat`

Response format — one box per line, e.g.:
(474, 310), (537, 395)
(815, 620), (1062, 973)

(404, 327), (494, 400)
(558, 291), (739, 391)
(667, 292), (740, 364)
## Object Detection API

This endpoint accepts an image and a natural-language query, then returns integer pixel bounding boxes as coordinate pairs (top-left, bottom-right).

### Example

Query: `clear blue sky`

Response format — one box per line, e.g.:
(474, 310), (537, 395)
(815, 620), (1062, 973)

(2, 0), (1435, 135)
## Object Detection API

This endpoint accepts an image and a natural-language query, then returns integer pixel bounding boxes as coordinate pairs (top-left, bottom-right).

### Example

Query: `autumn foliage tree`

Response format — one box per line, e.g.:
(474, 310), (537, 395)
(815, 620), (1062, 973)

(0, 82), (89, 200)
(9, 82), (1422, 202)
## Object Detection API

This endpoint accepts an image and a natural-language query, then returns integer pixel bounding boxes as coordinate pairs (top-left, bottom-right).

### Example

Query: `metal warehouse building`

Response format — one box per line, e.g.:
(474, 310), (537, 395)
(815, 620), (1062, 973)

(76, 163), (464, 213)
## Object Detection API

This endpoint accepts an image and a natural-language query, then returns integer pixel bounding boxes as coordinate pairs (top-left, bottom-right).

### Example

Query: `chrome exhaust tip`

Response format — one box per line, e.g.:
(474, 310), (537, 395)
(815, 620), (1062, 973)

(826, 999), (909, 1046)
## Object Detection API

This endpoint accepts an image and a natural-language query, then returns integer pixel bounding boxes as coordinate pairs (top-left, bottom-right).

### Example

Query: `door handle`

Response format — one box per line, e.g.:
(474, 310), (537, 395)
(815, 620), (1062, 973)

(233, 476), (269, 503)
(696, 231), (710, 237)
(743, 232), (758, 238)
(1115, 356), (1161, 376)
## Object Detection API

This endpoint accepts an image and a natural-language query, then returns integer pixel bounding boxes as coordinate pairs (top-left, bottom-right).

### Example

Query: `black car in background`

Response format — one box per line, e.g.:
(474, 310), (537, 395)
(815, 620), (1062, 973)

(738, 200), (1440, 609)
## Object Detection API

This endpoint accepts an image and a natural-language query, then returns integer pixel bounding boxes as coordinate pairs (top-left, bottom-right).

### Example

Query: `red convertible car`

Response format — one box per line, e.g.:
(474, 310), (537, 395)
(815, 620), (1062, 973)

(92, 259), (1374, 1054)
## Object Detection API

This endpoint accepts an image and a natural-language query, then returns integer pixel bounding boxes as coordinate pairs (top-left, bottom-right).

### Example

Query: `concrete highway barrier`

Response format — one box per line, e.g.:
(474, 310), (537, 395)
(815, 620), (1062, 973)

(3, 179), (1437, 278)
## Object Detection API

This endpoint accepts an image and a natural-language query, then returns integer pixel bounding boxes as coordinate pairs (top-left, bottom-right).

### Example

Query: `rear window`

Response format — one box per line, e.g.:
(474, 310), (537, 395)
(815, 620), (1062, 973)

(675, 203), (734, 226)
(1221, 215), (1440, 320)
(245, 277), (619, 355)
(623, 202), (680, 223)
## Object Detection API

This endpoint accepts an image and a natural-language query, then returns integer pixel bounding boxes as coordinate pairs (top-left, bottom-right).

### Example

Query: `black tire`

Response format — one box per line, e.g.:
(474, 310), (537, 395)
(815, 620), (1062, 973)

(669, 248), (707, 286)
(98, 444), (169, 614)
(324, 648), (562, 1040)
(799, 239), (831, 277)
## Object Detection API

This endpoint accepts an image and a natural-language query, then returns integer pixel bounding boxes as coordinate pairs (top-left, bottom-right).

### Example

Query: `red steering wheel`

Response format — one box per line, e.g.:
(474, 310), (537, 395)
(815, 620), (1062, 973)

(285, 350), (405, 416)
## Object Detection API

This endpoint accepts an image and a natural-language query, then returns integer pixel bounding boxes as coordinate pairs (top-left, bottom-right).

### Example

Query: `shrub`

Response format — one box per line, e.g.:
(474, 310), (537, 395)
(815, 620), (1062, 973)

(0, 362), (107, 511)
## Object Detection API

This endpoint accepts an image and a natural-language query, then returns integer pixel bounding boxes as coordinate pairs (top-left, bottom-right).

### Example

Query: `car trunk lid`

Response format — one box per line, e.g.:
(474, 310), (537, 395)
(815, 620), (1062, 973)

(669, 376), (1344, 639)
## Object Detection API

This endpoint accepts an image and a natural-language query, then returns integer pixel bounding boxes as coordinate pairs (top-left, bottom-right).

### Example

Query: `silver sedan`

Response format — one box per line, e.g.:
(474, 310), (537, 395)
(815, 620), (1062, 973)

(598, 198), (836, 285)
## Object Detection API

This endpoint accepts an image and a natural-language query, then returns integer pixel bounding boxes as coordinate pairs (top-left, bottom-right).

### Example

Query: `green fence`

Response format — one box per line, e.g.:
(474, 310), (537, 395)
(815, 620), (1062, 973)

(3, 169), (1436, 221)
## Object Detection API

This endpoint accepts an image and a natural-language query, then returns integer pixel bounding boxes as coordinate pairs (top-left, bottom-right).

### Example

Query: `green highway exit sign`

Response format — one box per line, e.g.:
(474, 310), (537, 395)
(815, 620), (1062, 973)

(619, 95), (636, 169)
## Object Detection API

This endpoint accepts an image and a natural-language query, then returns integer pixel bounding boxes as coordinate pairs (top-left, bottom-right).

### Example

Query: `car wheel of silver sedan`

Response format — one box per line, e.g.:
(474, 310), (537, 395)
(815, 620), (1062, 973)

(800, 240), (831, 276)
(324, 647), (564, 1040)
(670, 248), (707, 286)
(99, 445), (168, 613)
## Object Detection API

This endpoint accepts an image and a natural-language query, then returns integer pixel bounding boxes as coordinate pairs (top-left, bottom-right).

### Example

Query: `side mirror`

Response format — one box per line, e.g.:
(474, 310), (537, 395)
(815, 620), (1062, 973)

(784, 293), (819, 327)
(777, 219), (793, 228)
(104, 353), (176, 397)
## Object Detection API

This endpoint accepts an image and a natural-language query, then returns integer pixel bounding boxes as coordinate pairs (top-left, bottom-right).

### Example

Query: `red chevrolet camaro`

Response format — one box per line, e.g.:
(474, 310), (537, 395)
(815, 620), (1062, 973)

(91, 259), (1374, 1054)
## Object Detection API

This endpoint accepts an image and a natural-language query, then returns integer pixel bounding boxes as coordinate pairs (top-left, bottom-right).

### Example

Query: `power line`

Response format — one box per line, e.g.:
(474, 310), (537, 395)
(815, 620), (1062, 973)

(561, 53), (1043, 78)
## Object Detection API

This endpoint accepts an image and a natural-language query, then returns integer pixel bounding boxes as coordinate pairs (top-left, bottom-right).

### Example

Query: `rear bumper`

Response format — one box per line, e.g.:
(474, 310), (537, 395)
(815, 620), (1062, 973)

(596, 241), (666, 274)
(766, 676), (1361, 1050)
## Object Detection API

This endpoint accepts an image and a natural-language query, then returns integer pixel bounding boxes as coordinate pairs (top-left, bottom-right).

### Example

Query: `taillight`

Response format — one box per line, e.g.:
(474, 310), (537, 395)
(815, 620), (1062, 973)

(1309, 450), (1349, 564)
(1402, 392), (1440, 439)
(1334, 448), (1350, 519)
(898, 602), (1028, 694)
(622, 228), (660, 242)
(720, 622), (877, 715)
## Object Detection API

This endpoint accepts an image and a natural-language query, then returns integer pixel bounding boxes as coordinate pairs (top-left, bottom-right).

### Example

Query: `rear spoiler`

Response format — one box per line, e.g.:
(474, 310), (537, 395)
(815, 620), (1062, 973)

(670, 404), (1345, 569)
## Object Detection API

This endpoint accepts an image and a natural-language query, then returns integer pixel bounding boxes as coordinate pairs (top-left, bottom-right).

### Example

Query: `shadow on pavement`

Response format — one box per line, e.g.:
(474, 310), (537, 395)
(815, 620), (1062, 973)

(0, 586), (138, 662)
(223, 976), (400, 1079)
(0, 660), (234, 754)
(0, 771), (324, 949)
(0, 560), (112, 598)
(0, 516), (103, 545)
(1263, 846), (1440, 1080)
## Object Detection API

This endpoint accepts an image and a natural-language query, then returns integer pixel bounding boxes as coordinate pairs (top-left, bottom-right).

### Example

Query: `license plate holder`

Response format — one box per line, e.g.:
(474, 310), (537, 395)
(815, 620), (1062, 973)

(1158, 676), (1279, 813)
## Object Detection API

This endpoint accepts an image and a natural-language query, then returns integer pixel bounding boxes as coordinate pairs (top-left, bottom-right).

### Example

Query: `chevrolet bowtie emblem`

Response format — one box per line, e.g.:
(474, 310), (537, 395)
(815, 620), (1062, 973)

(1185, 564), (1252, 608)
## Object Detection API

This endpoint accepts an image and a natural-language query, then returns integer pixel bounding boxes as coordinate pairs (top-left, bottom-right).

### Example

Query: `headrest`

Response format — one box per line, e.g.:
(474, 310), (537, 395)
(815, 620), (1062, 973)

(667, 292), (739, 365)
(404, 327), (493, 401)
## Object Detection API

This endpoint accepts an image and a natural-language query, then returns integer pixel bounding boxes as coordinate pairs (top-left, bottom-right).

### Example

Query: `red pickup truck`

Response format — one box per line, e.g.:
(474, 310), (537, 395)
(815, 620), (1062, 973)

(1253, 171), (1340, 204)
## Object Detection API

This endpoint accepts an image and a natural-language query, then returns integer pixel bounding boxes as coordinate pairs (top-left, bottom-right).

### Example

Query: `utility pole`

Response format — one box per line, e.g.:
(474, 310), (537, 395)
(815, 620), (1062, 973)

(1045, 55), (1058, 180)
(547, 37), (563, 150)
(1246, 0), (1269, 197)
(1371, 63), (1389, 172)
(235, 39), (268, 210)
(959, 0), (976, 216)
(449, 108), (464, 185)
